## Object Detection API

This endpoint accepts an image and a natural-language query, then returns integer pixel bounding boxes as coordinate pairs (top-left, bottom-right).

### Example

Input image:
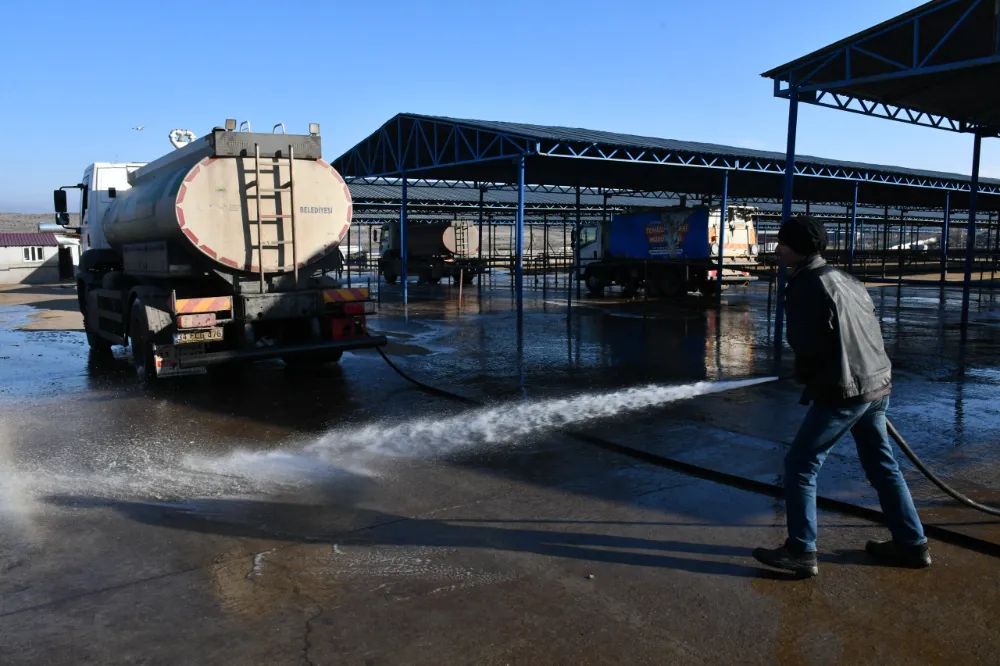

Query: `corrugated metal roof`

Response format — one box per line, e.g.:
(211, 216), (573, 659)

(0, 232), (59, 248)
(403, 113), (1000, 187)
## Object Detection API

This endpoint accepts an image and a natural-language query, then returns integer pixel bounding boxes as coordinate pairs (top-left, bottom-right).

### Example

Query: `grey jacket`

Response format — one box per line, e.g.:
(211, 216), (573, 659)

(784, 255), (892, 405)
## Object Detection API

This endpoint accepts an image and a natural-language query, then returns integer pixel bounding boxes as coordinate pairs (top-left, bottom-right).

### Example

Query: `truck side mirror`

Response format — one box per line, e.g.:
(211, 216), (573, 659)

(372, 229), (379, 242)
(54, 189), (67, 214)
(108, 187), (117, 199)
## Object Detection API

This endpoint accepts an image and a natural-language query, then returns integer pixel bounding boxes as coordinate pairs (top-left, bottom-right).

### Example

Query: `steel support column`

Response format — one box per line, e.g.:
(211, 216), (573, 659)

(941, 192), (951, 282)
(515, 155), (526, 319)
(882, 206), (889, 277)
(478, 184), (485, 274)
(774, 90), (799, 349)
(961, 131), (983, 330)
(401, 175), (408, 307)
(848, 181), (858, 272)
(575, 186), (581, 300)
(717, 170), (729, 305)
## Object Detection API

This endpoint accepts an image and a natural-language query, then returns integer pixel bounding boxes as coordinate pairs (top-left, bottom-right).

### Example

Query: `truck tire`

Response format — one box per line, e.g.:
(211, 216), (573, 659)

(129, 299), (158, 384)
(383, 273), (398, 285)
(584, 270), (605, 297)
(80, 284), (113, 357)
(86, 320), (113, 357)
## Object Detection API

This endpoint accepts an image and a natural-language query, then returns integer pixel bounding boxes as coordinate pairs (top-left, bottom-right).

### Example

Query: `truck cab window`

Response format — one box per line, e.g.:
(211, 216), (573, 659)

(80, 186), (89, 223)
(580, 225), (599, 246)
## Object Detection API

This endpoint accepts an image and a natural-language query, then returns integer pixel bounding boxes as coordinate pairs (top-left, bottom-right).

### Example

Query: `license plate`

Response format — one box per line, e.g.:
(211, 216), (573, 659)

(173, 328), (223, 344)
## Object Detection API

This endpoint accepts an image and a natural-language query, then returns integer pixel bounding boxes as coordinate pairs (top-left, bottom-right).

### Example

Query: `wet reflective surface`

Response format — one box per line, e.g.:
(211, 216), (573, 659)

(1, 278), (999, 664)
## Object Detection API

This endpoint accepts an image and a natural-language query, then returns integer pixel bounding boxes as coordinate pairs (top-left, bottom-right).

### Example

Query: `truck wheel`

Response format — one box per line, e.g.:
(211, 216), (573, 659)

(584, 270), (605, 297)
(383, 273), (398, 285)
(82, 286), (113, 357)
(129, 300), (158, 384)
(85, 319), (113, 357)
(461, 272), (475, 286)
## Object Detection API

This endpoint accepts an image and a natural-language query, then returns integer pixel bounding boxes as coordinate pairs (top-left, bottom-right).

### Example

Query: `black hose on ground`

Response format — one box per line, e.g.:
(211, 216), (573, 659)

(377, 347), (478, 406)
(779, 375), (1000, 517)
(886, 419), (1000, 517)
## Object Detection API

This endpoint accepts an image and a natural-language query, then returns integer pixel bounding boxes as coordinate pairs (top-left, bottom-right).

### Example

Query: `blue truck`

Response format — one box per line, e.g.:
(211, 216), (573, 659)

(577, 204), (760, 297)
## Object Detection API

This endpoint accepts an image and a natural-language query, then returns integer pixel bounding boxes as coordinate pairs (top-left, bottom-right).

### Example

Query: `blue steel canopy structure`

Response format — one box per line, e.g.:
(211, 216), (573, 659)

(763, 0), (1000, 343)
(334, 110), (998, 316)
(347, 177), (971, 223)
(334, 114), (1000, 211)
(762, 0), (1000, 134)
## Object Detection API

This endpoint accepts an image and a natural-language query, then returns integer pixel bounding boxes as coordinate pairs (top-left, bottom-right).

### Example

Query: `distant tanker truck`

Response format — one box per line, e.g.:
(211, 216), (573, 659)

(577, 204), (759, 298)
(377, 219), (484, 285)
(53, 120), (385, 382)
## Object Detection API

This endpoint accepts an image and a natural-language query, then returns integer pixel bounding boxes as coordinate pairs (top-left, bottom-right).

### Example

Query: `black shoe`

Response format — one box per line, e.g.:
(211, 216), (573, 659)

(752, 540), (819, 578)
(865, 539), (932, 568)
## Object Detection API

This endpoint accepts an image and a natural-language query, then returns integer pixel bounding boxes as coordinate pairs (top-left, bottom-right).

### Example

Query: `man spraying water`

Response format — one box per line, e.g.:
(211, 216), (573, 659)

(752, 216), (930, 578)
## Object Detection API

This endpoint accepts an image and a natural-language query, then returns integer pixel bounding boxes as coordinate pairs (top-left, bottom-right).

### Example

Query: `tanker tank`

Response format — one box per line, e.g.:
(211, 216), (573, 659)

(102, 128), (353, 275)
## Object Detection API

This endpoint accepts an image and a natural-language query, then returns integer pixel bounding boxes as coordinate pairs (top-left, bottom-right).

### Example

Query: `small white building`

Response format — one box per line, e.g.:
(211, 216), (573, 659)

(0, 232), (76, 284)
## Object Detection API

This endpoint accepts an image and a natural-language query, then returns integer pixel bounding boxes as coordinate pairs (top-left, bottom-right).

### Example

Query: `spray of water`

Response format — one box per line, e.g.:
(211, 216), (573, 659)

(0, 377), (777, 510)
(189, 377), (777, 484)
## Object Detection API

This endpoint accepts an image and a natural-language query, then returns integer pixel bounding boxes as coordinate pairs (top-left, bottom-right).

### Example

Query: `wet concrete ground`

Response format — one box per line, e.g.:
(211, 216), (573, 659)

(1, 275), (999, 664)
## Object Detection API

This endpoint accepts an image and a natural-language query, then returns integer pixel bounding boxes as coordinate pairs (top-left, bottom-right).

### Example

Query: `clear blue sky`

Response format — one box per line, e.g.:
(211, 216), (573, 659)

(2, 0), (995, 212)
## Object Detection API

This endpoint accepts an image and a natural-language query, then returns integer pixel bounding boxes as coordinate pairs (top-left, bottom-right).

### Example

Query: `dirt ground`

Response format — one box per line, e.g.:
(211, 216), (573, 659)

(0, 283), (82, 331)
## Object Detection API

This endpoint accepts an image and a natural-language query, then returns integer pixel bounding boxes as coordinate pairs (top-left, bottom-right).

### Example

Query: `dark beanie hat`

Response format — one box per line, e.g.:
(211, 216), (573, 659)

(778, 216), (827, 256)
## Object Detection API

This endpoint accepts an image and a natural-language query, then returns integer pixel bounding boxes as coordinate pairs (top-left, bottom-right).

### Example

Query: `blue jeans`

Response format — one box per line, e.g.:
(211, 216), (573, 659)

(784, 396), (927, 553)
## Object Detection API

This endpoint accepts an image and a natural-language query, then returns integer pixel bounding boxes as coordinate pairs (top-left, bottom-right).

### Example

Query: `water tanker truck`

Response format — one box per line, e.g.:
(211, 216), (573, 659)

(53, 120), (385, 382)
(377, 220), (484, 285)
(577, 204), (759, 297)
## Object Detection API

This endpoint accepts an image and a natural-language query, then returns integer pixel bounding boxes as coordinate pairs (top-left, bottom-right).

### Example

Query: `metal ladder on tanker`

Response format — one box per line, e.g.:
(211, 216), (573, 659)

(453, 221), (470, 284)
(453, 221), (469, 258)
(252, 143), (299, 292)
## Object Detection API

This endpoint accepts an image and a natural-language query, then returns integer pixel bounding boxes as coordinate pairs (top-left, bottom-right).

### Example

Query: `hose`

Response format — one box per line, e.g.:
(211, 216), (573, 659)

(376, 348), (1000, 524)
(377, 347), (478, 406)
(886, 419), (1000, 517)
(783, 375), (1000, 517)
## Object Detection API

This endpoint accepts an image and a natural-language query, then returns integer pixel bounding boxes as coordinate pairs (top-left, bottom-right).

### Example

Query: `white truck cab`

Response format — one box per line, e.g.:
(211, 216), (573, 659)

(54, 162), (145, 253)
